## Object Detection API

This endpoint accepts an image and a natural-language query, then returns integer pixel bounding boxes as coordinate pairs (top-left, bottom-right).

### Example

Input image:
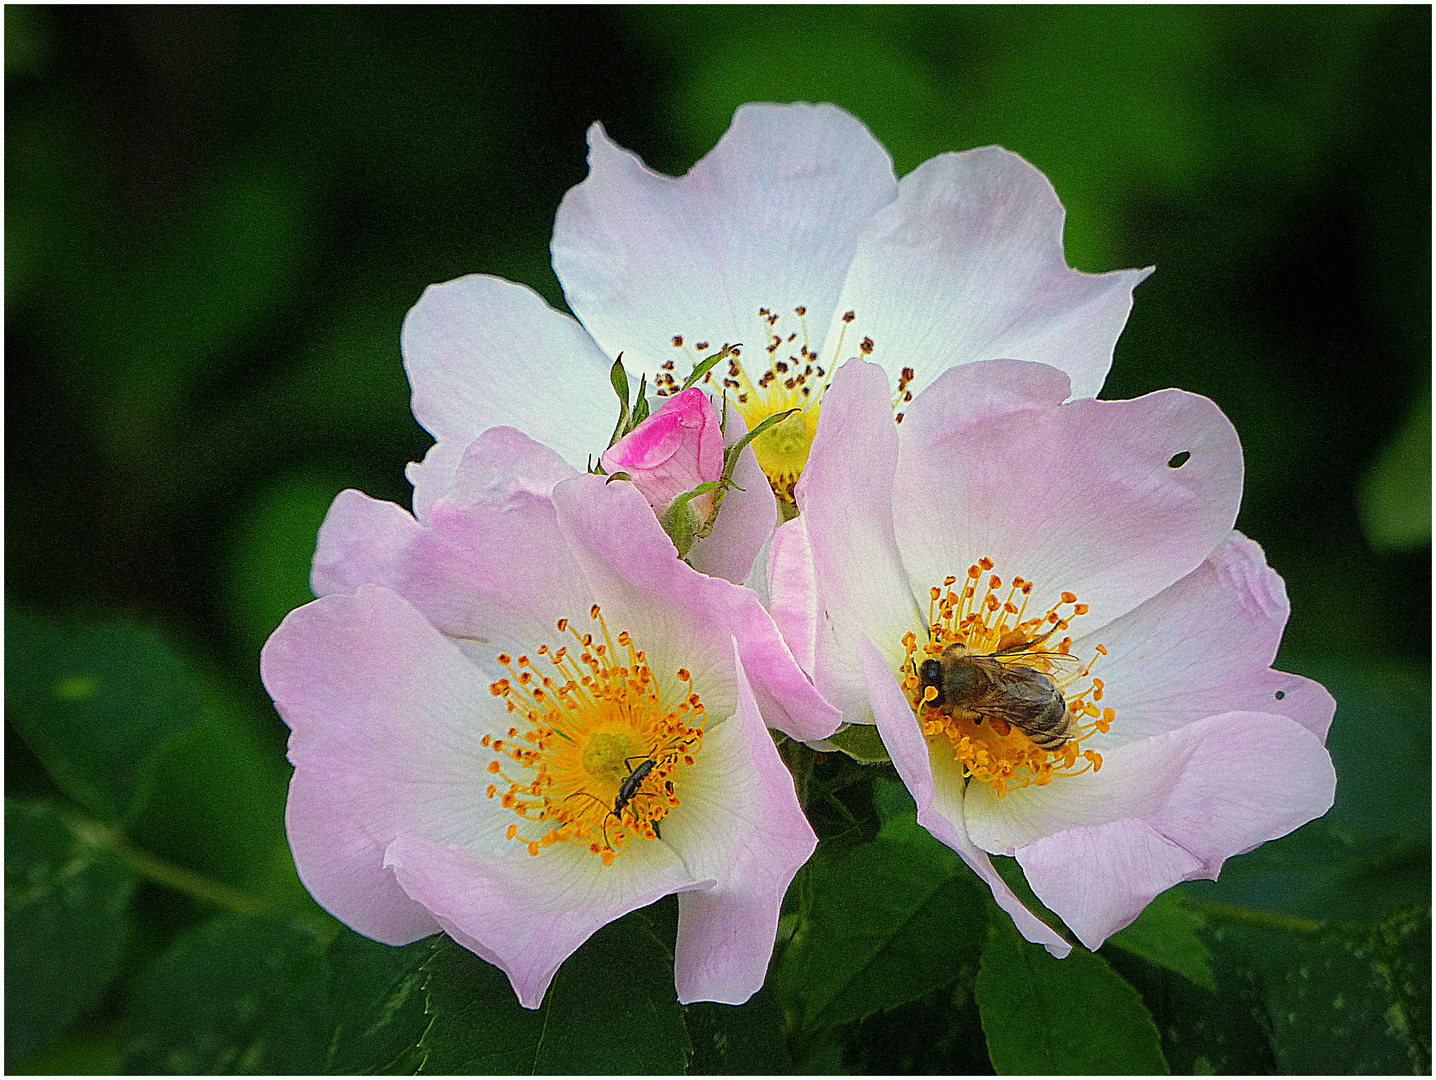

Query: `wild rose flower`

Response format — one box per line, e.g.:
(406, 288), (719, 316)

(773, 358), (1336, 954)
(404, 101), (1151, 553)
(262, 428), (840, 1007)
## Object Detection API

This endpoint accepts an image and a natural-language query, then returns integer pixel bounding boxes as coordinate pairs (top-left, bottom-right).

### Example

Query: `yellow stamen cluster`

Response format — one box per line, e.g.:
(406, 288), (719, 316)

(484, 606), (705, 865)
(900, 558), (1115, 796)
(668, 306), (871, 504)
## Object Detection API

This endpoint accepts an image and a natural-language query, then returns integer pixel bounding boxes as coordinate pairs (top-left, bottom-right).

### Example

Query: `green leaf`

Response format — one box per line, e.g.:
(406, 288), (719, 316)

(5, 608), (205, 821)
(976, 917), (1169, 1074)
(7, 1022), (122, 1076)
(1267, 908), (1431, 1074)
(419, 908), (691, 1073)
(1360, 391), (1431, 552)
(325, 929), (436, 1074)
(122, 913), (435, 1075)
(1106, 889), (1217, 992)
(779, 816), (988, 1030)
(836, 970), (993, 1074)
(122, 911), (331, 1074)
(684, 986), (791, 1074)
(826, 722), (892, 764)
(870, 776), (917, 824)
(123, 680), (310, 910)
(1375, 905), (1432, 1074)
(1105, 929), (1278, 1075)
(5, 800), (137, 1069)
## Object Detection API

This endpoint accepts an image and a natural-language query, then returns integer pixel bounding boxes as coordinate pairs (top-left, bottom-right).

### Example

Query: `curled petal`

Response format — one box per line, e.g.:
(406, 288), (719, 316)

(794, 359), (920, 721)
(767, 515), (818, 678)
(1010, 712), (1336, 950)
(667, 640), (817, 1004)
(859, 635), (1071, 957)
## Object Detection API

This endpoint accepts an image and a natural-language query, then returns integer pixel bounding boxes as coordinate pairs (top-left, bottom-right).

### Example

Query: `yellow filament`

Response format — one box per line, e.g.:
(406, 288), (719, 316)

(485, 608), (704, 864)
(904, 560), (1113, 796)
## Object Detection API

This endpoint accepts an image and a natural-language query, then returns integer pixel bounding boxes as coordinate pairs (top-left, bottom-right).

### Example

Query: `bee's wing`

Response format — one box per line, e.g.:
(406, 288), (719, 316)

(999, 650), (1089, 681)
(964, 664), (1061, 725)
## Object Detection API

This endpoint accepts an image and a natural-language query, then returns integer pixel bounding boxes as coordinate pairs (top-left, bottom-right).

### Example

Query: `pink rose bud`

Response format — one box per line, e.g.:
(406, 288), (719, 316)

(600, 387), (724, 511)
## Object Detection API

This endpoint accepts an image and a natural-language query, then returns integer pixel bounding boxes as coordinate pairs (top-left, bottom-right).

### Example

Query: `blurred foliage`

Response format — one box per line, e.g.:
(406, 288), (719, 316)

(5, 5), (1429, 1074)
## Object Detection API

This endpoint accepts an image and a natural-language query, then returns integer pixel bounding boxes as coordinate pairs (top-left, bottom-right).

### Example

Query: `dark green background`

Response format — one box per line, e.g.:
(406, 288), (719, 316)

(6, 5), (1430, 1074)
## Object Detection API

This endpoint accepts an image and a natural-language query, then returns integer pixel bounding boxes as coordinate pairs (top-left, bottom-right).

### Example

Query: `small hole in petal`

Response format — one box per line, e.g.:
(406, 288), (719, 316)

(1167, 451), (1191, 469)
(1274, 690), (1286, 700)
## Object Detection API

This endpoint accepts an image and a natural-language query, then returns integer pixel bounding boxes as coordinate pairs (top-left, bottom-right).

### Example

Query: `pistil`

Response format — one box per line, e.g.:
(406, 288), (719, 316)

(485, 606), (705, 864)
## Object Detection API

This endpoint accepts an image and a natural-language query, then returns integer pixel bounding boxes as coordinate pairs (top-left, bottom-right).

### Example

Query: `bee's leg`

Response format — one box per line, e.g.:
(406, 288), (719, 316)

(988, 716), (1011, 736)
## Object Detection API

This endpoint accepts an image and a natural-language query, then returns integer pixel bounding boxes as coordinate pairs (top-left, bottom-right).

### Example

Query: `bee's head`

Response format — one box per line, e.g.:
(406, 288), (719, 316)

(918, 658), (945, 706)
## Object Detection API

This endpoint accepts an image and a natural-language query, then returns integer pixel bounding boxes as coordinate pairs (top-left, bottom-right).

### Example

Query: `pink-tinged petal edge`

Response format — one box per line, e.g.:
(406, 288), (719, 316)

(442, 426), (579, 509)
(311, 489), (424, 598)
(895, 359), (1244, 636)
(687, 411), (779, 585)
(262, 586), (506, 946)
(671, 640), (818, 1004)
(285, 771), (440, 946)
(858, 635), (1071, 957)
(794, 359), (921, 722)
(1015, 711), (1335, 950)
(312, 428), (581, 607)
(551, 473), (841, 742)
(767, 515), (817, 677)
(1084, 531), (1335, 746)
(400, 274), (615, 517)
(385, 834), (707, 1009)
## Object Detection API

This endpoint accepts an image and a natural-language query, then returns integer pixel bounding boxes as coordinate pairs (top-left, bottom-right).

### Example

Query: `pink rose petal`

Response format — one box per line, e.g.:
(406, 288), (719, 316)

(668, 641), (818, 1004)
(859, 635), (1071, 957)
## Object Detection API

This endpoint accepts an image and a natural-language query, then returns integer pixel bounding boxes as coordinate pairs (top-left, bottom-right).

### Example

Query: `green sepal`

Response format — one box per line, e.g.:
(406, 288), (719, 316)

(827, 723), (892, 763)
(604, 471), (632, 484)
(680, 343), (739, 393)
(666, 405), (798, 560)
(722, 406), (797, 476)
(631, 374), (650, 425)
(605, 353), (631, 450)
(661, 482), (723, 560)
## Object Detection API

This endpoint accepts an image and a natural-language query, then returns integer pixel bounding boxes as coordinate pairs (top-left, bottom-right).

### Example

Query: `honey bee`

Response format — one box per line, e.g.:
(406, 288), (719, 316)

(918, 640), (1083, 750)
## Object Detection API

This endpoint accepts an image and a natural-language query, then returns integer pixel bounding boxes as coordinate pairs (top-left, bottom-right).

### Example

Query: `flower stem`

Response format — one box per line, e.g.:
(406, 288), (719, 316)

(116, 841), (269, 913)
(1186, 899), (1323, 935)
